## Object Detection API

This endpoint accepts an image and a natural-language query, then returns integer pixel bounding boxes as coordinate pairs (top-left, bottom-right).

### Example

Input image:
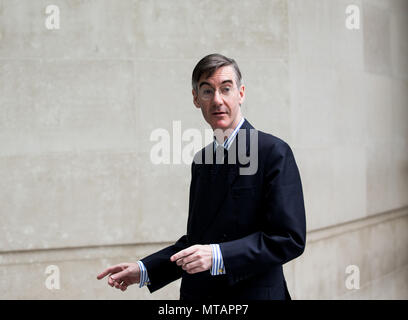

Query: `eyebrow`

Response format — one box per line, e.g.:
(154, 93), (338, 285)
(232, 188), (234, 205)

(198, 80), (234, 89)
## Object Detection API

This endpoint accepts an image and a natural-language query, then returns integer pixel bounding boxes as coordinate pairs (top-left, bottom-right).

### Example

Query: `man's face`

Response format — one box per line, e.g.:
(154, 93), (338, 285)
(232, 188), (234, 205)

(193, 65), (245, 131)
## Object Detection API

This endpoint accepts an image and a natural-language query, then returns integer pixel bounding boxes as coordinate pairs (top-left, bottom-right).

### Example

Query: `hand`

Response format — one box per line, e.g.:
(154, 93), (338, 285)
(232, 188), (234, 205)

(96, 262), (141, 291)
(170, 245), (212, 274)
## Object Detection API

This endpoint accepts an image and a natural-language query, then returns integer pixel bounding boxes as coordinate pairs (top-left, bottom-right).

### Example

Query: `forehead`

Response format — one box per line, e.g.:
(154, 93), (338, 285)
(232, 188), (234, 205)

(198, 65), (237, 86)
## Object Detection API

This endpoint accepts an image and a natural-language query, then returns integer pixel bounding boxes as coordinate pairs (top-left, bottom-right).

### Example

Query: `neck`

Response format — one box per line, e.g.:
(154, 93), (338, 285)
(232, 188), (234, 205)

(213, 115), (244, 144)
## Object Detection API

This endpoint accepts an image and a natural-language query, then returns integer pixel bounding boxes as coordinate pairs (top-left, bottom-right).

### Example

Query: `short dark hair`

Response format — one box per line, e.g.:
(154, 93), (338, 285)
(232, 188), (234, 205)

(192, 53), (242, 92)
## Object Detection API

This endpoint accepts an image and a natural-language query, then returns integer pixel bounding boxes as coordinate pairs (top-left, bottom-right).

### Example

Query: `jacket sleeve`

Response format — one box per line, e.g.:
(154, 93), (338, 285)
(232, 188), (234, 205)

(219, 141), (306, 286)
(140, 235), (189, 293)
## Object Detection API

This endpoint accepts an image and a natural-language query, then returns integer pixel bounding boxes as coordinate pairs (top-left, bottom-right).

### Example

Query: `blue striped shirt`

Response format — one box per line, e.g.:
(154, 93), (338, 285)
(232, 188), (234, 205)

(137, 117), (246, 287)
(213, 116), (245, 152)
(137, 260), (150, 288)
(210, 243), (226, 275)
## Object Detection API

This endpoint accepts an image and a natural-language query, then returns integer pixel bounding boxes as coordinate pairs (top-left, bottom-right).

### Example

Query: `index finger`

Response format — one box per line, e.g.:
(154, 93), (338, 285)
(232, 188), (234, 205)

(170, 246), (197, 262)
(96, 265), (123, 280)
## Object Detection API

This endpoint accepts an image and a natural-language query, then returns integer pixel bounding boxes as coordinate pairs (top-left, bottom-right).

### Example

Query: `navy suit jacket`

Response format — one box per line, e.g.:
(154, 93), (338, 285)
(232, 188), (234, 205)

(141, 119), (306, 300)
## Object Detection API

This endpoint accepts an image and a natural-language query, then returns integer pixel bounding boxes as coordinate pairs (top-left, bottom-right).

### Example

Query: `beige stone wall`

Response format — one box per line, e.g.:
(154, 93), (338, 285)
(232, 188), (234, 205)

(0, 0), (407, 299)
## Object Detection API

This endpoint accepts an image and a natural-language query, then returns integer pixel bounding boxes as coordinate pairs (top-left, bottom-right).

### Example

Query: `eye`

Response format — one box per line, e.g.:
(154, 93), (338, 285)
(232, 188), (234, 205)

(203, 89), (213, 95)
(221, 87), (231, 93)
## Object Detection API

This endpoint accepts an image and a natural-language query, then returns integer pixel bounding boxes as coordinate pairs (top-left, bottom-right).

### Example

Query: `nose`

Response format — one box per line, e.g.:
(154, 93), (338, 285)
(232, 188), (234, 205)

(212, 89), (223, 105)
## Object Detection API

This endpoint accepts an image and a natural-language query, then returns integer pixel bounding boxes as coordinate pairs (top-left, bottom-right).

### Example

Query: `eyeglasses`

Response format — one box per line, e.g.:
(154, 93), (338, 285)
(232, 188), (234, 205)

(198, 85), (235, 101)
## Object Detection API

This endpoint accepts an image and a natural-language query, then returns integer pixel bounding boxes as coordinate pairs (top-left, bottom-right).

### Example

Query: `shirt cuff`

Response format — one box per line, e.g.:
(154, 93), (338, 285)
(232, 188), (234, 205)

(137, 260), (151, 288)
(210, 244), (226, 275)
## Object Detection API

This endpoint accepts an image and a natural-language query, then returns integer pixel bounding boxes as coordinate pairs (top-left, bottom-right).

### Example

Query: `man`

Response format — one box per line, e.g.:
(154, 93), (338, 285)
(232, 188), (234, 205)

(97, 54), (306, 300)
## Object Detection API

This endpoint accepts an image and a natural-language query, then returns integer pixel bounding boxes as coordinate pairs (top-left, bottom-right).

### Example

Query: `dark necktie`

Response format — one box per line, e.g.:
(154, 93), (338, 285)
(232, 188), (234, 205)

(211, 145), (228, 181)
(214, 145), (228, 165)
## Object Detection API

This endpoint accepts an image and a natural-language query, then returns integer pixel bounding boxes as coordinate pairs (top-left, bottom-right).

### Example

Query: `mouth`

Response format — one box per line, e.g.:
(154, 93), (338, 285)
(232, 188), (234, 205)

(212, 111), (227, 116)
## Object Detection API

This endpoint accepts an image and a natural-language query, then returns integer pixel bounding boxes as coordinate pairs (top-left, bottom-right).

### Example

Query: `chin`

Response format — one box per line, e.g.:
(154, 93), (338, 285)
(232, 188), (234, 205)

(212, 120), (230, 130)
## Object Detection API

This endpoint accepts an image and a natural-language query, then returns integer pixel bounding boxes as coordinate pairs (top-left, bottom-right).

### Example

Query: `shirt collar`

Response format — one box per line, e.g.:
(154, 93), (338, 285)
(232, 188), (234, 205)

(213, 117), (245, 151)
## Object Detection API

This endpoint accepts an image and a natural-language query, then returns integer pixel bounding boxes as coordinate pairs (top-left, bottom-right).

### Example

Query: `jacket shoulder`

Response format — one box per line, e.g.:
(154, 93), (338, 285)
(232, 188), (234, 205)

(257, 130), (292, 156)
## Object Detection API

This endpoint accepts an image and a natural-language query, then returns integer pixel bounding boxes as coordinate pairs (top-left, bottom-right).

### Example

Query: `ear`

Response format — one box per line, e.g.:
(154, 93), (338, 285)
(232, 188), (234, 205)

(238, 84), (245, 105)
(192, 89), (201, 109)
